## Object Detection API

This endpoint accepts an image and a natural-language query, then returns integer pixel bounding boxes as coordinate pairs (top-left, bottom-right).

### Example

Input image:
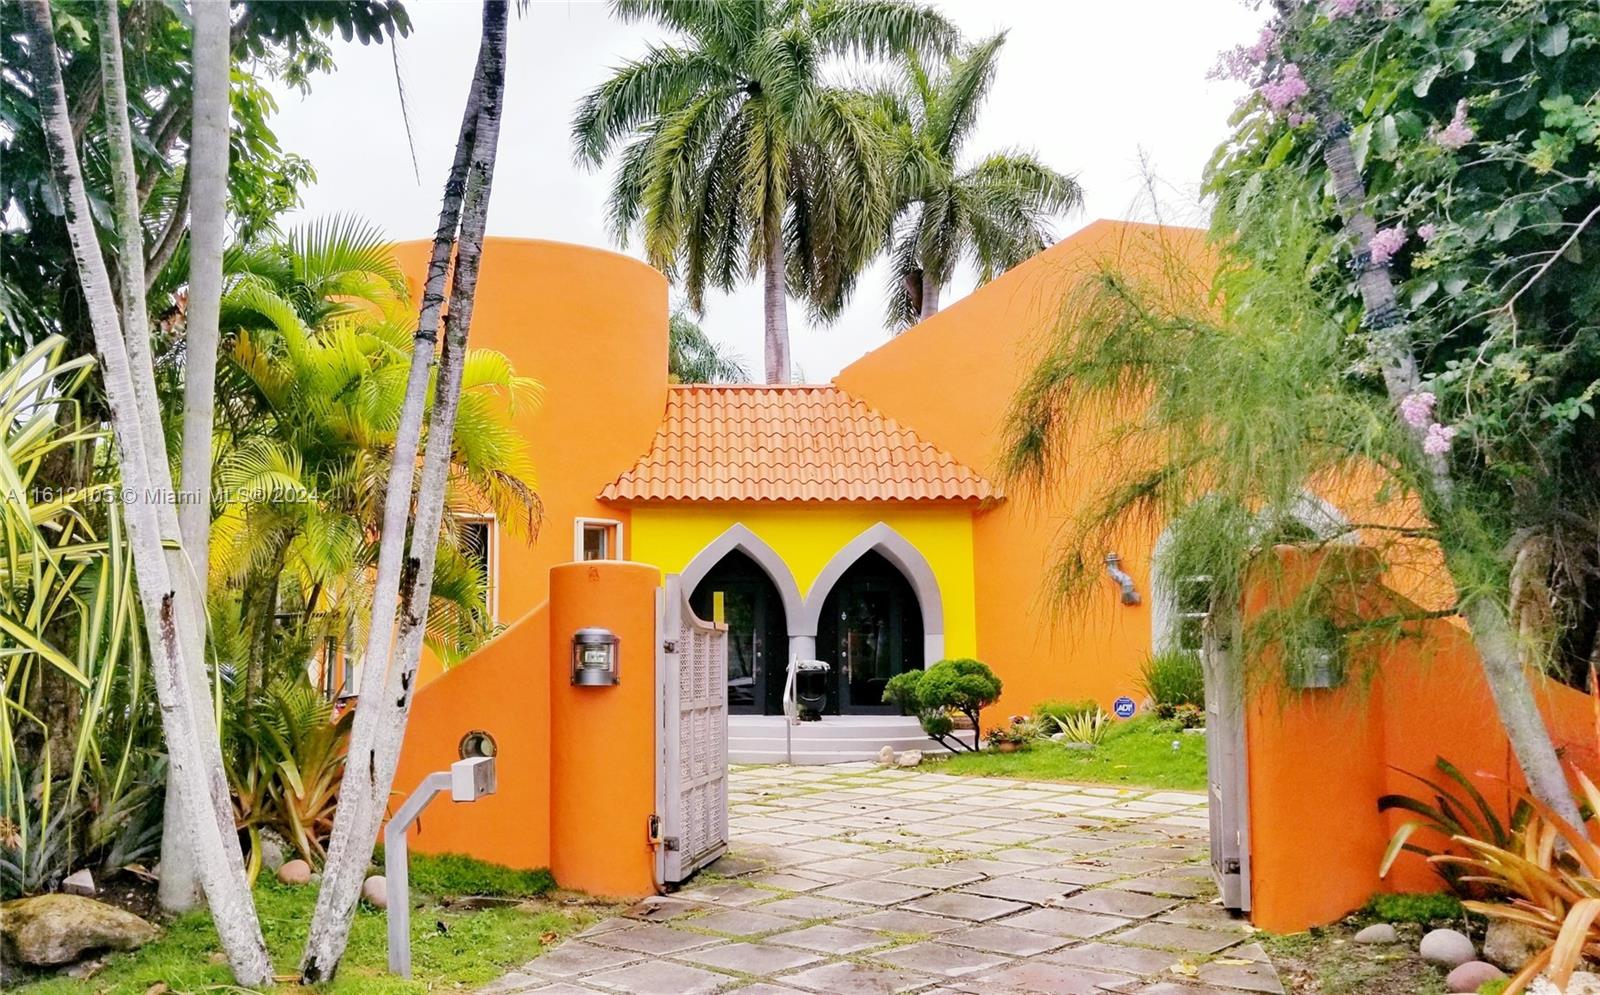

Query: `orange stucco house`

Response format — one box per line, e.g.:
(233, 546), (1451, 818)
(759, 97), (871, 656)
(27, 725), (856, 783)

(376, 218), (1597, 931)
(376, 220), (1273, 759)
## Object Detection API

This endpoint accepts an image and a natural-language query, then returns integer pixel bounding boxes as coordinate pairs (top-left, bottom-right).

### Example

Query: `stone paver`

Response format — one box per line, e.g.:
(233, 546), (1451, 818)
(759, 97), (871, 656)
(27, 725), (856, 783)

(483, 763), (1283, 994)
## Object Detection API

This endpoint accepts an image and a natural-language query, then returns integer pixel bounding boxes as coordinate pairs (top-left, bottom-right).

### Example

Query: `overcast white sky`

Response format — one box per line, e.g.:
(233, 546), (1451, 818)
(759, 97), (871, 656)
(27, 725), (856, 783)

(271, 0), (1265, 381)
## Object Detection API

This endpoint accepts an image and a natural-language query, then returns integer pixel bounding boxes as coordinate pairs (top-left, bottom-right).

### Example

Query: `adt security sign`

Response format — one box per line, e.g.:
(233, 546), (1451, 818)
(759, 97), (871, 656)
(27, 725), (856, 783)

(1112, 696), (1137, 719)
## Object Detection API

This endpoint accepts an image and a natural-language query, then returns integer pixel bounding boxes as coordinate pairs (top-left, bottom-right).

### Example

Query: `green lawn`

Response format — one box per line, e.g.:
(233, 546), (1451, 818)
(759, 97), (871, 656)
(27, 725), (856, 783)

(14, 858), (597, 995)
(929, 716), (1209, 791)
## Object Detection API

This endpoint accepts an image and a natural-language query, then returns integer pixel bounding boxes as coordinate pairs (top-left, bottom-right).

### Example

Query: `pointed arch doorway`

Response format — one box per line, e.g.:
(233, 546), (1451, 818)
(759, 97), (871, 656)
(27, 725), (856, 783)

(689, 550), (786, 714)
(815, 550), (926, 713)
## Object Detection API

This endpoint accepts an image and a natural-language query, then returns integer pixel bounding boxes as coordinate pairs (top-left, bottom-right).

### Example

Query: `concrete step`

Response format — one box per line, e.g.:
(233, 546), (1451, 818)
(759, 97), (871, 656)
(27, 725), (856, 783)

(727, 715), (956, 764)
(730, 745), (953, 765)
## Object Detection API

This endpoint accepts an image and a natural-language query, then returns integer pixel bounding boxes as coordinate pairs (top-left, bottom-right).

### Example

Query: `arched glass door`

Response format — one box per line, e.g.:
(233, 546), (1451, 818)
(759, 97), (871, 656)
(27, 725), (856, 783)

(689, 550), (786, 714)
(815, 551), (925, 713)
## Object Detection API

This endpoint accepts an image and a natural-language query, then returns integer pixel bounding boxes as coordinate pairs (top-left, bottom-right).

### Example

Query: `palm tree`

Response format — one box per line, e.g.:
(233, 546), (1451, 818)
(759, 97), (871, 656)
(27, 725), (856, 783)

(212, 217), (539, 692)
(668, 309), (750, 383)
(573, 0), (956, 383)
(876, 33), (1083, 330)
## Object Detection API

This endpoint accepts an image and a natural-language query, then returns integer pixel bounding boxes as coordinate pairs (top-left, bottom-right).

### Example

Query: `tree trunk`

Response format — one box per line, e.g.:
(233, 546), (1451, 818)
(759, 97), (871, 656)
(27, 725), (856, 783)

(299, 2), (509, 980)
(29, 2), (271, 982)
(157, 0), (232, 913)
(1315, 106), (1583, 829)
(918, 270), (941, 321)
(242, 533), (292, 696)
(763, 224), (792, 384)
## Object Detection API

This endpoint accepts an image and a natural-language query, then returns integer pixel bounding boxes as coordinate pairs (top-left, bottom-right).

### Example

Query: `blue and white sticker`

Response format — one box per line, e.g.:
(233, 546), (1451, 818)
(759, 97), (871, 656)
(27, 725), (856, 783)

(1112, 696), (1137, 719)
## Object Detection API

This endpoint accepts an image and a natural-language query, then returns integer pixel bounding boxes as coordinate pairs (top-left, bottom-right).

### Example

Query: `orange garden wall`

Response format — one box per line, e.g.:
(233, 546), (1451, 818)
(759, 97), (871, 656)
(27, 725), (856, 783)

(391, 561), (661, 900)
(1244, 547), (1598, 933)
(386, 239), (669, 687)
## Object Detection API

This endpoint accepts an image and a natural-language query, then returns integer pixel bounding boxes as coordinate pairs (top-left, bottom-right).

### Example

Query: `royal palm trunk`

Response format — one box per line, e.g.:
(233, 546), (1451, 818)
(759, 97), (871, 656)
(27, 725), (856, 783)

(300, 1), (510, 980)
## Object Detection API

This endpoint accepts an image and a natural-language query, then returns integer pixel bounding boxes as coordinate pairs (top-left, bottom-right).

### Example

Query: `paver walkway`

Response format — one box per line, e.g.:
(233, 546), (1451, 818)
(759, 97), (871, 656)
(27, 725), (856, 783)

(485, 763), (1285, 995)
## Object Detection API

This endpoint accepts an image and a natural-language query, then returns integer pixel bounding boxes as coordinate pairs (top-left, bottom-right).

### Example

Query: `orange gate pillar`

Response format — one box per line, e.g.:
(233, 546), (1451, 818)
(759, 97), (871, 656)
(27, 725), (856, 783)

(547, 561), (661, 898)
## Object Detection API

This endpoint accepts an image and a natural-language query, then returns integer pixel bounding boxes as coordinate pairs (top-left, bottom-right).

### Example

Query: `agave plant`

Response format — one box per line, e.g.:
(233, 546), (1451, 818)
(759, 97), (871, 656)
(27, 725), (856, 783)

(0, 337), (161, 896)
(1052, 709), (1112, 746)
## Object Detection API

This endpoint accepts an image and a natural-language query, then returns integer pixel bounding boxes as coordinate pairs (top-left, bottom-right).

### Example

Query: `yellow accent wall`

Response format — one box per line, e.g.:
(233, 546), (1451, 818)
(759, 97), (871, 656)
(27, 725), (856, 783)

(629, 504), (978, 657)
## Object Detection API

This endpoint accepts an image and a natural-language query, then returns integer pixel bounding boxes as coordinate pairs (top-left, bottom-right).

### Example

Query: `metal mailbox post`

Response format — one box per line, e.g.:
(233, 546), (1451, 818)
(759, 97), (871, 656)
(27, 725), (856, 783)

(385, 755), (497, 977)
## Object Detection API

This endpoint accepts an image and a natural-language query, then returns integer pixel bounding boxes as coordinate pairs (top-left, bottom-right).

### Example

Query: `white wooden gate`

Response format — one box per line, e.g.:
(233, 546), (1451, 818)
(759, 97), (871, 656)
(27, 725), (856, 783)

(1203, 604), (1252, 913)
(656, 576), (729, 886)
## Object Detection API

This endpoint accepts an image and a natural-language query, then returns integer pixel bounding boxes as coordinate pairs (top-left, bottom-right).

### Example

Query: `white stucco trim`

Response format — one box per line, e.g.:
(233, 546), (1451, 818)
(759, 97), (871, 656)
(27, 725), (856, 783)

(797, 523), (944, 659)
(679, 523), (807, 630)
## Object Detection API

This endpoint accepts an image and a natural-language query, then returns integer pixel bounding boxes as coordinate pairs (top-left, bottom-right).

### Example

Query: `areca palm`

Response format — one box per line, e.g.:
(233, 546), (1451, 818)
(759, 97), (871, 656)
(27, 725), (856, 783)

(574, 0), (956, 383)
(212, 218), (538, 690)
(876, 34), (1082, 330)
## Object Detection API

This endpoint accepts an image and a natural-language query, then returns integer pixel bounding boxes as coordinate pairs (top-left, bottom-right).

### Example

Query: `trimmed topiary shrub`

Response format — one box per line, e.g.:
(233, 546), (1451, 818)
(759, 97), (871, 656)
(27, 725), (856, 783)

(882, 659), (1002, 753)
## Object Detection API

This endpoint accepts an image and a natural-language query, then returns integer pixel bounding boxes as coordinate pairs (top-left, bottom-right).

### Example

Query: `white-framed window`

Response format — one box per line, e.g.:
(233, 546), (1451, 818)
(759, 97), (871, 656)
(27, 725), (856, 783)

(458, 515), (498, 622)
(574, 517), (623, 561)
(1173, 574), (1213, 654)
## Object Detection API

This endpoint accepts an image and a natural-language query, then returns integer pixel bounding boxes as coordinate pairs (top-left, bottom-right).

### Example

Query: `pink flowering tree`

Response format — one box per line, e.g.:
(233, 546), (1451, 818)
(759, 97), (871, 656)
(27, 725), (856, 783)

(1208, 0), (1600, 820)
(1010, 0), (1599, 827)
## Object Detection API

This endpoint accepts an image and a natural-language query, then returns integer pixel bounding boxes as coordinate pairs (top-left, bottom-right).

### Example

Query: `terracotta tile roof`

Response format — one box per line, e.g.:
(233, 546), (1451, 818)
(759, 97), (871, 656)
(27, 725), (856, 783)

(600, 385), (999, 503)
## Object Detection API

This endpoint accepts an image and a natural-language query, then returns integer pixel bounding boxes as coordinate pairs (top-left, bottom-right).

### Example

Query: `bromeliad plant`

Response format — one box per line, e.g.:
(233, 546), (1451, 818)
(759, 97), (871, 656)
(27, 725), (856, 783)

(224, 678), (355, 876)
(1378, 755), (1527, 899)
(1433, 772), (1600, 993)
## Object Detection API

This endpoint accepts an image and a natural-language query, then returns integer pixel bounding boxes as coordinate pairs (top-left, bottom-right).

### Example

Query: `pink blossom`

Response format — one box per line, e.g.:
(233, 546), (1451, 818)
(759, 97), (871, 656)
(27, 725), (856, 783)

(1435, 100), (1474, 150)
(1417, 222), (1438, 243)
(1423, 423), (1457, 456)
(1287, 111), (1316, 128)
(1399, 391), (1436, 428)
(1261, 63), (1309, 114)
(1248, 27), (1277, 62)
(1368, 225), (1408, 266)
(1328, 0), (1361, 19)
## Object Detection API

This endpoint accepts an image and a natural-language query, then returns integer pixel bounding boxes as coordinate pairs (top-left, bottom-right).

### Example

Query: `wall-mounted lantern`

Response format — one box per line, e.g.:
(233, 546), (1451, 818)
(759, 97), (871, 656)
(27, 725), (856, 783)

(571, 627), (620, 686)
(1286, 620), (1346, 690)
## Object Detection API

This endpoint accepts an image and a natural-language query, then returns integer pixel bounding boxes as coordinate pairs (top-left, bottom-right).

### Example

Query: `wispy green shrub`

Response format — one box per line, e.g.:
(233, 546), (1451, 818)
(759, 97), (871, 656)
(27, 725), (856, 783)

(1138, 650), (1204, 708)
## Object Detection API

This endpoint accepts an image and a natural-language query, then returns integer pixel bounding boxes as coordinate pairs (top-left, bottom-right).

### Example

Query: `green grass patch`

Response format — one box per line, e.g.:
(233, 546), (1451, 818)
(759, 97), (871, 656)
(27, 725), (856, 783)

(13, 874), (587, 994)
(928, 716), (1208, 790)
(1363, 891), (1464, 925)
(399, 851), (556, 898)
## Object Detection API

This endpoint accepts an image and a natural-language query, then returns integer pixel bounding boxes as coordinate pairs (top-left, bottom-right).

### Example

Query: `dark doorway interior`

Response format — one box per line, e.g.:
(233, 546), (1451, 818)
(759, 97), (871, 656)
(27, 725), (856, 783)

(690, 551), (786, 714)
(816, 550), (925, 714)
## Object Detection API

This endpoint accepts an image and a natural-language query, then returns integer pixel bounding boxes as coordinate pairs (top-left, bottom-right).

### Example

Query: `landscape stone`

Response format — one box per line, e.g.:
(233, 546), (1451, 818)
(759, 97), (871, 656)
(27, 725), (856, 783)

(61, 869), (95, 897)
(0, 894), (158, 966)
(1420, 927), (1477, 968)
(896, 750), (923, 767)
(878, 745), (896, 766)
(1353, 922), (1399, 944)
(1447, 960), (1506, 992)
(1484, 919), (1545, 970)
(361, 875), (387, 909)
(257, 831), (288, 873)
(277, 858), (312, 885)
